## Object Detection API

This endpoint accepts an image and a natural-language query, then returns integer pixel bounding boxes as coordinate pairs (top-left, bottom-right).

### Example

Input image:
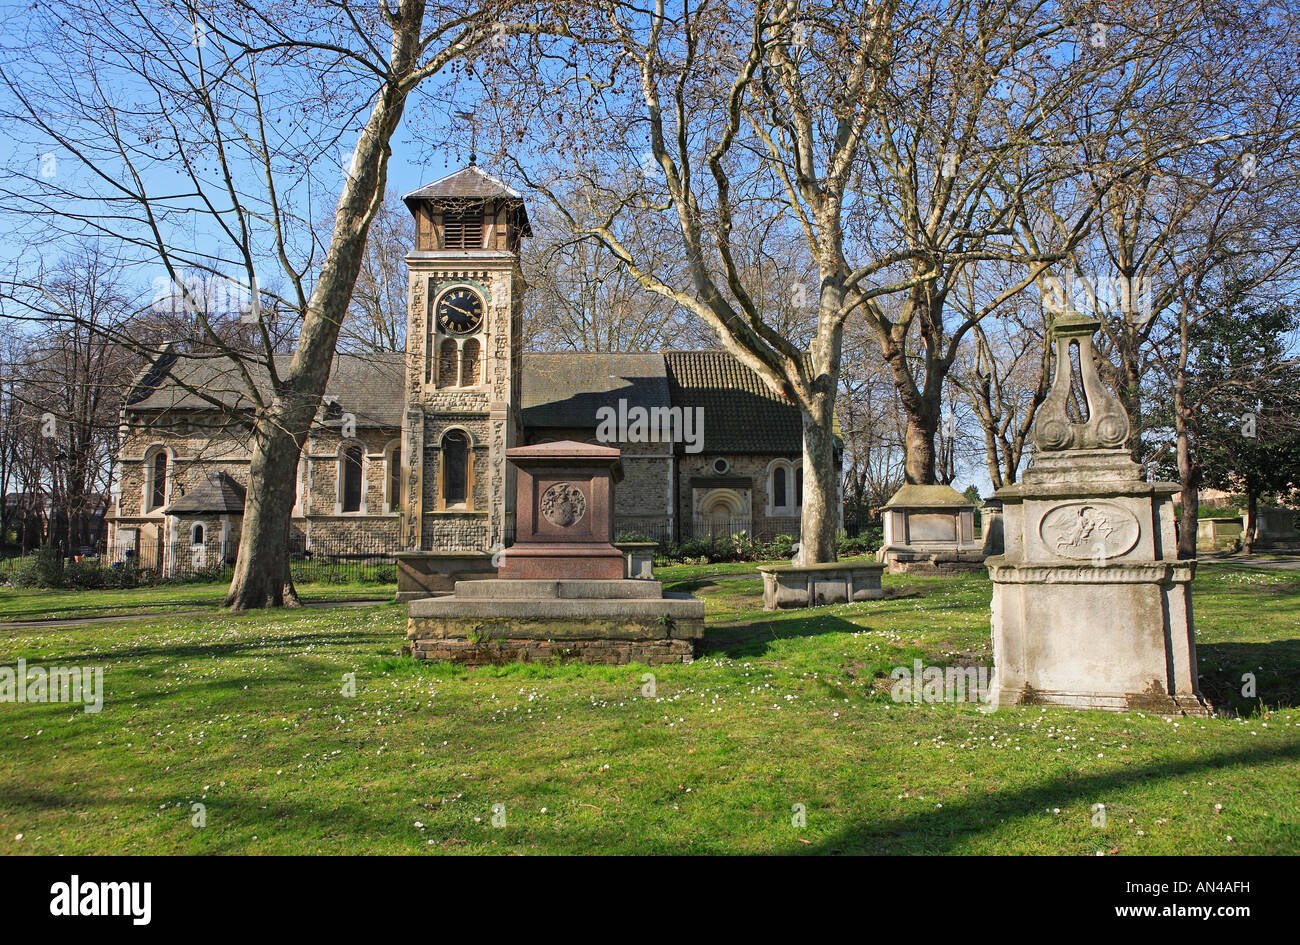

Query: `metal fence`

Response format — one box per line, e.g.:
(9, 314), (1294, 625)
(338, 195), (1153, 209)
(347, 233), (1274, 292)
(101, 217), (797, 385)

(98, 533), (402, 585)
(286, 533), (398, 584)
(614, 517), (805, 547)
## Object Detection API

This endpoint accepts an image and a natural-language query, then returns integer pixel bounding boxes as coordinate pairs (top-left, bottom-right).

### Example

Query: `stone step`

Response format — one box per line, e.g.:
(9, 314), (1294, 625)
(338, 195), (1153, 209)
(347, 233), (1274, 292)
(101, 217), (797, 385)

(452, 579), (664, 600)
(407, 595), (704, 630)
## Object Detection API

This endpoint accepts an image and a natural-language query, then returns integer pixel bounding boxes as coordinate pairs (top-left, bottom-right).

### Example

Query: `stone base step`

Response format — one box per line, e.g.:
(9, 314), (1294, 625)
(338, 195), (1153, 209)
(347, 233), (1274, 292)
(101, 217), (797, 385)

(405, 637), (695, 666)
(452, 578), (665, 600)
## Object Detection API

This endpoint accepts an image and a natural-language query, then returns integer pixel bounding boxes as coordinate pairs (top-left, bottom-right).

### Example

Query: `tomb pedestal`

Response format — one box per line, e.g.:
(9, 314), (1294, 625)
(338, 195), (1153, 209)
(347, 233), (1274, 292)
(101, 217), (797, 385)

(988, 313), (1208, 714)
(406, 441), (703, 665)
(496, 441), (626, 580)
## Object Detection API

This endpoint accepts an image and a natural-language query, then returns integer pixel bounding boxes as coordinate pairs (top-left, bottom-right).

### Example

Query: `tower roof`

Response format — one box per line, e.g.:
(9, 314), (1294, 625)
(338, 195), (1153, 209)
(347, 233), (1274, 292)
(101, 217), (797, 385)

(402, 165), (531, 236)
(402, 164), (522, 201)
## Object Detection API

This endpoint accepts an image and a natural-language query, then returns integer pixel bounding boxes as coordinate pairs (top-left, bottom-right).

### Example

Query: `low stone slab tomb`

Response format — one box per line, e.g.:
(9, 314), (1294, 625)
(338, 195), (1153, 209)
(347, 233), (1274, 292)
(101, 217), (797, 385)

(757, 561), (885, 609)
(393, 550), (496, 601)
(1196, 516), (1243, 551)
(406, 578), (703, 665)
(879, 484), (985, 573)
(1253, 507), (1300, 550)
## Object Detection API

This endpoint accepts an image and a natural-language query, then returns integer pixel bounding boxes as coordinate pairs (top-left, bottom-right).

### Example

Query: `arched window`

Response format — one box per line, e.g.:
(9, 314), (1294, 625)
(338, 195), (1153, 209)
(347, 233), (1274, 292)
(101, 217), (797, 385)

(441, 430), (470, 506)
(773, 466), (787, 508)
(795, 468), (803, 507)
(460, 338), (480, 386)
(387, 443), (402, 513)
(438, 339), (458, 388)
(190, 523), (204, 546)
(341, 442), (364, 513)
(146, 448), (168, 512)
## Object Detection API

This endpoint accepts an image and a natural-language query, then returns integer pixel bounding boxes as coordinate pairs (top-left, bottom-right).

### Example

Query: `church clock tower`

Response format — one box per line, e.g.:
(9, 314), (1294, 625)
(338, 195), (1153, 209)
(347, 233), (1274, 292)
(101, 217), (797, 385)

(400, 163), (530, 553)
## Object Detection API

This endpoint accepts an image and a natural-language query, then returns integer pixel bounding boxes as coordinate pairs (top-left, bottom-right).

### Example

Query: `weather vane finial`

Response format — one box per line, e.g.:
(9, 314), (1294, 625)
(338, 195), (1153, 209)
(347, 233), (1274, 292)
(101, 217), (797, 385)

(454, 110), (477, 165)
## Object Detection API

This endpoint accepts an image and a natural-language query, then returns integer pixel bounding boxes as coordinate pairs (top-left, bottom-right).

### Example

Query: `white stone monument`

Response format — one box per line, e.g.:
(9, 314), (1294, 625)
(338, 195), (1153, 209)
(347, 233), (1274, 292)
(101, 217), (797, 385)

(987, 312), (1208, 714)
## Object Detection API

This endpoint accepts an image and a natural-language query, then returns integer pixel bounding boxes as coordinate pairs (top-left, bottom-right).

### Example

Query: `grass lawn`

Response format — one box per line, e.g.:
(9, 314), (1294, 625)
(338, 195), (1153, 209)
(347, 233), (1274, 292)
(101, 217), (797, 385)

(1, 562), (1297, 854)
(0, 582), (395, 623)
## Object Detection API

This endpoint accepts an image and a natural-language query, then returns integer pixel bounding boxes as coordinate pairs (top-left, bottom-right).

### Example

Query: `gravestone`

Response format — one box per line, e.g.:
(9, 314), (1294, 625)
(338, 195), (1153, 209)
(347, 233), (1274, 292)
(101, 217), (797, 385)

(987, 312), (1208, 714)
(1252, 507), (1300, 550)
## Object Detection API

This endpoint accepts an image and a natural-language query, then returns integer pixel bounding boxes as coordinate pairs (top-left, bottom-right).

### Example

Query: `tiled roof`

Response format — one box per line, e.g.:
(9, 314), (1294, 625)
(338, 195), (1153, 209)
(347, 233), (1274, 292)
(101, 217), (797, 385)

(663, 350), (804, 453)
(521, 352), (669, 430)
(402, 165), (523, 202)
(126, 352), (406, 429)
(166, 472), (246, 514)
(126, 349), (806, 454)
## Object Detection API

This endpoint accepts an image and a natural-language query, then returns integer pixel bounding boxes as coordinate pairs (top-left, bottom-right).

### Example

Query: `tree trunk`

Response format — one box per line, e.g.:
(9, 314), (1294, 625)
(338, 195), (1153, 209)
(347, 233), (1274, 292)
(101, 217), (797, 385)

(799, 390), (839, 565)
(224, 417), (304, 608)
(1173, 310), (1198, 559)
(1243, 492), (1258, 555)
(879, 307), (942, 485)
(903, 406), (939, 484)
(1176, 428), (1199, 559)
(221, 4), (425, 609)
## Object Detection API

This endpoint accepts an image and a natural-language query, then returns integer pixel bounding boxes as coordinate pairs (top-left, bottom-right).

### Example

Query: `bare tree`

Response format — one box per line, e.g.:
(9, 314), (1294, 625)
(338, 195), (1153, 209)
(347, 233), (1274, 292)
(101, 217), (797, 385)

(475, 1), (908, 562)
(952, 292), (1051, 490)
(837, 326), (906, 522)
(0, 245), (141, 554)
(337, 191), (415, 353)
(521, 193), (710, 351)
(1, 0), (544, 606)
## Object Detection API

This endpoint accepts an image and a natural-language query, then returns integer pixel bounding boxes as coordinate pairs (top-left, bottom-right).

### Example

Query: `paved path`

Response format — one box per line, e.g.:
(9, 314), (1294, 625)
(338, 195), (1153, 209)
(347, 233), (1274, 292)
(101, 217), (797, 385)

(1199, 556), (1300, 571)
(0, 598), (390, 631)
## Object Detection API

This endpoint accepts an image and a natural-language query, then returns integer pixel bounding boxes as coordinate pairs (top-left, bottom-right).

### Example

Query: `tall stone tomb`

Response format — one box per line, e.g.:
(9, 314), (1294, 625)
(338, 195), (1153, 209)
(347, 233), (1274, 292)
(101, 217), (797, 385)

(987, 312), (1208, 714)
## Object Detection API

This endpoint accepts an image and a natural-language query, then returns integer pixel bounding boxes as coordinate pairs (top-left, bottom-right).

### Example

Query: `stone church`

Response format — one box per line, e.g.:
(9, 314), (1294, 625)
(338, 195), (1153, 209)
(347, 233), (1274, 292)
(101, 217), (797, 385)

(107, 165), (824, 573)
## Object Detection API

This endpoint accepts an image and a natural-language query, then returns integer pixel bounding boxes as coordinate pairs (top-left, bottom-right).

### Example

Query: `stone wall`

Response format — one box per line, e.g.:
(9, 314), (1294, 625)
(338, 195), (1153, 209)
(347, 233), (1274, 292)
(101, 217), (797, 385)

(675, 452), (804, 539)
(170, 513), (239, 568)
(420, 413), (490, 512)
(114, 422), (252, 519)
(110, 418), (405, 558)
(303, 428), (401, 517)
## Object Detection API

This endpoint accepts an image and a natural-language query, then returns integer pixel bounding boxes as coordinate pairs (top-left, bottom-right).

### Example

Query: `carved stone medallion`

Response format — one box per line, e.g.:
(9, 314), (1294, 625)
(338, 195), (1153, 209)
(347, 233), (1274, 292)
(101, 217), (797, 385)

(540, 482), (587, 528)
(1039, 500), (1140, 560)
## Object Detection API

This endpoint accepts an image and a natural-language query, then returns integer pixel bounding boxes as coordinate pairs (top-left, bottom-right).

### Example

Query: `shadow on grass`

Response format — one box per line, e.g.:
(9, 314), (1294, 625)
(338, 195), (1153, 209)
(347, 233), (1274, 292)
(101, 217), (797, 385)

(7, 630), (395, 667)
(701, 614), (870, 658)
(7, 734), (1298, 855)
(789, 737), (1300, 855)
(1198, 639), (1300, 715)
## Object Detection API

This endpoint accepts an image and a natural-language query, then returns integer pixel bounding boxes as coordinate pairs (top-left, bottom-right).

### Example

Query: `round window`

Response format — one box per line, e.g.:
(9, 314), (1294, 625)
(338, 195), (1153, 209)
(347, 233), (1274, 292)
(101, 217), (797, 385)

(712, 458), (730, 475)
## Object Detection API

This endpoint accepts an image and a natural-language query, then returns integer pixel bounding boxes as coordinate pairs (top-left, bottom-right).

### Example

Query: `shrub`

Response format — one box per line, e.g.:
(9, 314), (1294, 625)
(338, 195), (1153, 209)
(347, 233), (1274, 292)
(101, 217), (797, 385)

(62, 560), (106, 589)
(764, 534), (797, 560)
(837, 527), (883, 558)
(8, 560), (44, 588)
(615, 530), (656, 543)
(10, 546), (65, 588)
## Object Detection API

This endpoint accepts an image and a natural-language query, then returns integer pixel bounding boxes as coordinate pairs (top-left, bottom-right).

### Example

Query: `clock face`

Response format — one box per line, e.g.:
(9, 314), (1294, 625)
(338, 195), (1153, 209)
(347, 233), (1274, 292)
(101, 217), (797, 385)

(436, 287), (484, 334)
